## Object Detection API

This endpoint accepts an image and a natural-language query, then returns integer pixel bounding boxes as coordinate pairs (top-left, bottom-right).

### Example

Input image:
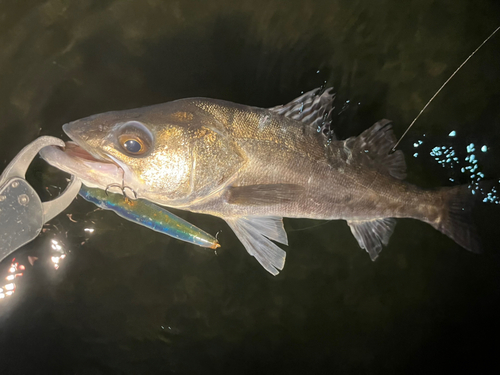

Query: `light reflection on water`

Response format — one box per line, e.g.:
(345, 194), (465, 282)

(0, 259), (24, 300)
(0, 238), (72, 300)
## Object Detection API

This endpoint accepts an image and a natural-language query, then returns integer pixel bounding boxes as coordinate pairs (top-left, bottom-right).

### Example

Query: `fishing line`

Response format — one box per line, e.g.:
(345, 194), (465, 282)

(391, 25), (500, 153)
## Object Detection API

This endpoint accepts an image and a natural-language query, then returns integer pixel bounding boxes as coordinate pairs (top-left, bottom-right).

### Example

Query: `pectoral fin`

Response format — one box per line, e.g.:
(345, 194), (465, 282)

(226, 216), (288, 275)
(226, 184), (304, 205)
(347, 218), (396, 260)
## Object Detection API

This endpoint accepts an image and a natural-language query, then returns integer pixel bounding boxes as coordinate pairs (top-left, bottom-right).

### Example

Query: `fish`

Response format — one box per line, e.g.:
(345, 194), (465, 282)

(40, 88), (480, 275)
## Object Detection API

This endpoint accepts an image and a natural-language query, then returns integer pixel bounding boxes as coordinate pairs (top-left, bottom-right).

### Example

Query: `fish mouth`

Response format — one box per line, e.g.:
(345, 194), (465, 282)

(63, 140), (120, 167)
(64, 141), (106, 162)
(40, 140), (123, 189)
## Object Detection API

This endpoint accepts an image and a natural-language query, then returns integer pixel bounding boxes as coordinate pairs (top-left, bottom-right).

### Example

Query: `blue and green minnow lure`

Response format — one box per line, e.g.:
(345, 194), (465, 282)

(78, 185), (220, 249)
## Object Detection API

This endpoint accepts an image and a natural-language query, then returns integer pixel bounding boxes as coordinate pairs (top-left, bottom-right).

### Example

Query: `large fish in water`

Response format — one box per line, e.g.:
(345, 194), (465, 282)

(40, 88), (479, 275)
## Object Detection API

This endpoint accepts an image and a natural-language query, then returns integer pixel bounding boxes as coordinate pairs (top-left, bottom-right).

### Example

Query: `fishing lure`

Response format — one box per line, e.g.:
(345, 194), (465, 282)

(78, 185), (220, 249)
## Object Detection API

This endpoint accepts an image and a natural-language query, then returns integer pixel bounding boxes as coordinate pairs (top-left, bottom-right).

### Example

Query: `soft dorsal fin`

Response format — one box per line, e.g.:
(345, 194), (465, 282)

(268, 87), (336, 139)
(347, 218), (396, 260)
(225, 216), (288, 275)
(344, 119), (406, 180)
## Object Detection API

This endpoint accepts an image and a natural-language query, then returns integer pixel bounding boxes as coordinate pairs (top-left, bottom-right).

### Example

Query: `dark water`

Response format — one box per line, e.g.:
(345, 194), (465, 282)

(1, 1), (499, 373)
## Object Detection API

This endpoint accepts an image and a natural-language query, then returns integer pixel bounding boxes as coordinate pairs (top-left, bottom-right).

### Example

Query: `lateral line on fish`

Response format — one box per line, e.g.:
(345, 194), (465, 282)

(354, 172), (379, 204)
(391, 25), (500, 153)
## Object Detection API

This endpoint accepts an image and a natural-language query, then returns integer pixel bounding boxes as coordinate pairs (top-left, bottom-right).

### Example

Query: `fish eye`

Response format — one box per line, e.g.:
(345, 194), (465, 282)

(116, 121), (153, 156)
(119, 135), (145, 155)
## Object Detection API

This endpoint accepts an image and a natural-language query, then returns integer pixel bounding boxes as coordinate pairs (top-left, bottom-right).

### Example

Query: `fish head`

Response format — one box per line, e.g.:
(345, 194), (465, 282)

(40, 101), (246, 207)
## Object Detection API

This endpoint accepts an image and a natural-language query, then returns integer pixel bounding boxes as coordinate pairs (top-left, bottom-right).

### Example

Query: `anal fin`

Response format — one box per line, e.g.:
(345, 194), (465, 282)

(347, 218), (396, 260)
(226, 216), (288, 275)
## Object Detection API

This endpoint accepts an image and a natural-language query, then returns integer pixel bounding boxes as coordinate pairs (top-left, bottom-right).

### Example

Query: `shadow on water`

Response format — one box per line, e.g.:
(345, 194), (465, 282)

(0, 0), (499, 374)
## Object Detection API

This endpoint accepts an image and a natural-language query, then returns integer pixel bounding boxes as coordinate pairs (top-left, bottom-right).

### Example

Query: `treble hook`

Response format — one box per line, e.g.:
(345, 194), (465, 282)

(104, 166), (138, 200)
(122, 186), (138, 200)
(104, 183), (138, 200)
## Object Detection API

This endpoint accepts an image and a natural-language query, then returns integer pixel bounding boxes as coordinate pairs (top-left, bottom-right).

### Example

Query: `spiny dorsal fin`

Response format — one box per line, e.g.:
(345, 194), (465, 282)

(347, 218), (396, 260)
(345, 119), (406, 180)
(225, 216), (288, 275)
(268, 87), (336, 139)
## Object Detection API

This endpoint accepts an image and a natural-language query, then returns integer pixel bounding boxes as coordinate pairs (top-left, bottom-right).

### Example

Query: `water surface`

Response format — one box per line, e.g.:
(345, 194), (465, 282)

(0, 1), (499, 373)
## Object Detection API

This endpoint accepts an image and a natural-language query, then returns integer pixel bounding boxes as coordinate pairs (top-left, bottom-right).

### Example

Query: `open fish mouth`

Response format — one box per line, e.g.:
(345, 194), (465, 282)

(39, 140), (123, 189)
(64, 141), (104, 162)
(57, 140), (118, 171)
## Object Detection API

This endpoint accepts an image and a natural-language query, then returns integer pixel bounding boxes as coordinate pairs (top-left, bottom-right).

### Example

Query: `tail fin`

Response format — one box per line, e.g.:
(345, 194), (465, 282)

(433, 185), (481, 253)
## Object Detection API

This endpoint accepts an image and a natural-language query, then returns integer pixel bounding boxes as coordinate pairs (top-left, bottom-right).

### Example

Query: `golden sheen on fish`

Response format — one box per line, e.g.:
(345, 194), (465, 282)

(40, 88), (480, 275)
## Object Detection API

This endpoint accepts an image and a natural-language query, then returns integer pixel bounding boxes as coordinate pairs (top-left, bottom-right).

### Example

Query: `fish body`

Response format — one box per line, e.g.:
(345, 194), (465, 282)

(40, 88), (478, 275)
